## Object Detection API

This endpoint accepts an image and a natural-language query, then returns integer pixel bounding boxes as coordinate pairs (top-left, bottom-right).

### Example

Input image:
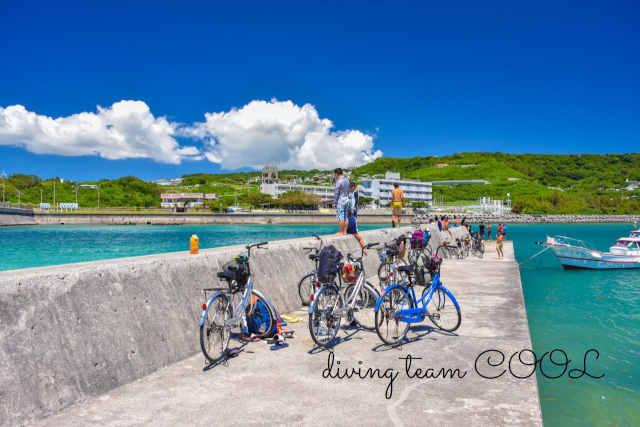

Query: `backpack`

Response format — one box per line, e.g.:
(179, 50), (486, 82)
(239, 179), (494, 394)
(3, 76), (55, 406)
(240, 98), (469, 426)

(317, 245), (342, 283)
(247, 297), (277, 337)
(411, 230), (425, 249)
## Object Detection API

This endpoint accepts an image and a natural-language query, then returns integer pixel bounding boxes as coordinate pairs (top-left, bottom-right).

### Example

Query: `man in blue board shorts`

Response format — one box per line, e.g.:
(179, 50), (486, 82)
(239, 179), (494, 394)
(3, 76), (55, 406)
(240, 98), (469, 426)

(347, 211), (367, 254)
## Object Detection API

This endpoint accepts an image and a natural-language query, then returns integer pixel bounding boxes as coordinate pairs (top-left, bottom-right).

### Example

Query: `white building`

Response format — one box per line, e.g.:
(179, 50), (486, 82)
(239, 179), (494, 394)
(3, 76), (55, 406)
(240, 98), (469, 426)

(161, 193), (218, 208)
(260, 183), (335, 200)
(359, 171), (432, 205)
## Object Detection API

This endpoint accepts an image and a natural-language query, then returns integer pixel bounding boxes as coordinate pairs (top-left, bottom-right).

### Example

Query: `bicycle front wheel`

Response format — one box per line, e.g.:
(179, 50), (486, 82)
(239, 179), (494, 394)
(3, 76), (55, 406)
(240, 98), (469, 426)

(309, 285), (343, 347)
(345, 281), (380, 330)
(377, 258), (408, 289)
(200, 294), (232, 363)
(298, 272), (316, 306)
(425, 287), (461, 332)
(375, 287), (414, 346)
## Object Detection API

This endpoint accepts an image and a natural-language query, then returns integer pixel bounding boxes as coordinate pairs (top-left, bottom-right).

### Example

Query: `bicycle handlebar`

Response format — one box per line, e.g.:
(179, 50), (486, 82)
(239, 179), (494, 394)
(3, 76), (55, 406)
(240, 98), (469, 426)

(245, 241), (268, 258)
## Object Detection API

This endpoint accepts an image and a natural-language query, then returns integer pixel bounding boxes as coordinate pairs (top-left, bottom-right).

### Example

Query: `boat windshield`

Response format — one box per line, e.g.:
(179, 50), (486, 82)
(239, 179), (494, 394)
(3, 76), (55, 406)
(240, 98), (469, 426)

(613, 240), (639, 248)
(630, 231), (640, 238)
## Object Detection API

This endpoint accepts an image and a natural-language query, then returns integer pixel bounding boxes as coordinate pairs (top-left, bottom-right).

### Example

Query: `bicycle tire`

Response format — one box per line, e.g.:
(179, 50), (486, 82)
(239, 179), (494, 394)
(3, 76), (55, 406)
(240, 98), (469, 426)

(297, 272), (316, 306)
(200, 294), (232, 363)
(375, 287), (414, 346)
(344, 281), (380, 330)
(309, 285), (343, 347)
(377, 258), (408, 289)
(425, 287), (461, 332)
(232, 289), (276, 339)
(480, 243), (485, 258)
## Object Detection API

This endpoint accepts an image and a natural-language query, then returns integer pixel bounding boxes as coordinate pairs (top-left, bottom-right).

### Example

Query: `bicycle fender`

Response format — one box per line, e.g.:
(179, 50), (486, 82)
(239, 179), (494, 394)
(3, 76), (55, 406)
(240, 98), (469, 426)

(308, 284), (333, 314)
(374, 284), (410, 311)
(199, 292), (223, 326)
(437, 284), (461, 307)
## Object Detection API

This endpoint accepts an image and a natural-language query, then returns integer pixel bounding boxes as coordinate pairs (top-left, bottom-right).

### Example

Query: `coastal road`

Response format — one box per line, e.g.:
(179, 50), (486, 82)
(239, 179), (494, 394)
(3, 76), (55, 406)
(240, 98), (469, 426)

(31, 241), (542, 426)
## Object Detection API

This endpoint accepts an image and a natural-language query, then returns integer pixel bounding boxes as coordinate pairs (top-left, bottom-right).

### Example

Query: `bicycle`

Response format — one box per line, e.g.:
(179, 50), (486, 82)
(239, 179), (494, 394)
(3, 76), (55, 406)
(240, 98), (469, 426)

(470, 233), (485, 258)
(199, 242), (276, 363)
(374, 245), (462, 346)
(308, 242), (381, 347)
(298, 234), (323, 306)
(377, 235), (408, 289)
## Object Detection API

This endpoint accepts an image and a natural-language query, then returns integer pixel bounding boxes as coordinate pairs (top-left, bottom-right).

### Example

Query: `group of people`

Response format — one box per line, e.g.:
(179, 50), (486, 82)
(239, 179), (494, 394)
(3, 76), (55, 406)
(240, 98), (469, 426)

(428, 216), (509, 259)
(332, 168), (509, 260)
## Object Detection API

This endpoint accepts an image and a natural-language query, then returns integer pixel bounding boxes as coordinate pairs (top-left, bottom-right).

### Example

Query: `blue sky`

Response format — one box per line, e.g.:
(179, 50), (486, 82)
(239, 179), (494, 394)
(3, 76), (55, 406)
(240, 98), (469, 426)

(1, 0), (638, 181)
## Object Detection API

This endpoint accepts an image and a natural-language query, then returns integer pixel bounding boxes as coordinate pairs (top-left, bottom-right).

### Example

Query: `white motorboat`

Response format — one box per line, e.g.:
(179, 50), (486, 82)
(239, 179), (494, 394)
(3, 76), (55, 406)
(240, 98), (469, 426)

(538, 230), (640, 270)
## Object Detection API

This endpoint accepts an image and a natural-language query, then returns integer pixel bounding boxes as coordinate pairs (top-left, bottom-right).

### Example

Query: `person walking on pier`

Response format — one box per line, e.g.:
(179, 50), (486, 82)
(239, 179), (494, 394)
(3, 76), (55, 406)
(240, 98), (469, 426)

(333, 168), (350, 235)
(479, 222), (485, 240)
(496, 230), (505, 259)
(502, 224), (508, 240)
(390, 183), (406, 228)
(487, 223), (492, 241)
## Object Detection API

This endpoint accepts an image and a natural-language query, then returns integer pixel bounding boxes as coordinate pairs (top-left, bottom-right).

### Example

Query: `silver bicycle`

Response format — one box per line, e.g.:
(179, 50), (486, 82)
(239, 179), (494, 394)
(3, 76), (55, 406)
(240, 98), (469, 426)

(308, 242), (380, 347)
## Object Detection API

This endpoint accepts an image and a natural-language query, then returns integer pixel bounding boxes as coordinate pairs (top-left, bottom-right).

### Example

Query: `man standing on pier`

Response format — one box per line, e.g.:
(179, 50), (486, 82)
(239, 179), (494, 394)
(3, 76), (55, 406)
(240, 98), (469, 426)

(391, 183), (406, 228)
(333, 168), (350, 235)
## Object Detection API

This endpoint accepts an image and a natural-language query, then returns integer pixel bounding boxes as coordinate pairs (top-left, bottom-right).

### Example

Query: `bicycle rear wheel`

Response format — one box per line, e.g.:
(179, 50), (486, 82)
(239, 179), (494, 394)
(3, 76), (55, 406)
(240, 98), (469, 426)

(233, 289), (276, 339)
(377, 258), (408, 289)
(309, 285), (343, 347)
(375, 287), (414, 346)
(425, 287), (461, 332)
(200, 294), (232, 363)
(298, 272), (316, 306)
(345, 281), (379, 330)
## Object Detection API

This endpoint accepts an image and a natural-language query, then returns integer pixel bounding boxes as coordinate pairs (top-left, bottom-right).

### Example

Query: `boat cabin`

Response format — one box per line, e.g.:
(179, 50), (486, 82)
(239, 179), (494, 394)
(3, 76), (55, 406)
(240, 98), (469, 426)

(610, 237), (640, 255)
(629, 230), (640, 238)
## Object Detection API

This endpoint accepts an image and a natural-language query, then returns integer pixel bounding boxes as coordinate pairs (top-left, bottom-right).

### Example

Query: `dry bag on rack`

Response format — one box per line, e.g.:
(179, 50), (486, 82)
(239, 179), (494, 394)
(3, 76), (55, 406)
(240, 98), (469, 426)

(317, 245), (342, 283)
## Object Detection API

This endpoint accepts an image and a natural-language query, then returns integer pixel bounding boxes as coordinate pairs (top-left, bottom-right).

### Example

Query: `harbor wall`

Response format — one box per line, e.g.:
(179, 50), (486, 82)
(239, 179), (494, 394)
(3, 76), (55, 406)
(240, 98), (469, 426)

(415, 213), (640, 224)
(0, 224), (467, 425)
(32, 212), (410, 225)
(0, 207), (37, 226)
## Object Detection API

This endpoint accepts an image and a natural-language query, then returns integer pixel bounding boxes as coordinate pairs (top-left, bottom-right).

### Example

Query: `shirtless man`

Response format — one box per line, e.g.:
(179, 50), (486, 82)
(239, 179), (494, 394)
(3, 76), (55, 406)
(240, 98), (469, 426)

(390, 183), (407, 228)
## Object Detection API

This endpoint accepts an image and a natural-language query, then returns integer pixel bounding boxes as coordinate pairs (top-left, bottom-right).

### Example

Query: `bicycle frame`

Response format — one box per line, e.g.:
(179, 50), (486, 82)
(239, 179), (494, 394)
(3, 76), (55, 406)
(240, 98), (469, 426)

(375, 272), (459, 324)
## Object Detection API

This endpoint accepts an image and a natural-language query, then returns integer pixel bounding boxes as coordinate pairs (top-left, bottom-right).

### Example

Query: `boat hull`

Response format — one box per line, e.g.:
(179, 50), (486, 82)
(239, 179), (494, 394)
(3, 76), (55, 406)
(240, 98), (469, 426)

(542, 243), (640, 270)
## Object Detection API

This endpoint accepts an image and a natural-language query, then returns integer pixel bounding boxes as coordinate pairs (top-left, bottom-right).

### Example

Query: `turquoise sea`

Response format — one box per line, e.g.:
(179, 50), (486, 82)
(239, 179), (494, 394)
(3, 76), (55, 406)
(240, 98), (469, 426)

(1, 223), (639, 424)
(512, 224), (640, 426)
(0, 224), (388, 272)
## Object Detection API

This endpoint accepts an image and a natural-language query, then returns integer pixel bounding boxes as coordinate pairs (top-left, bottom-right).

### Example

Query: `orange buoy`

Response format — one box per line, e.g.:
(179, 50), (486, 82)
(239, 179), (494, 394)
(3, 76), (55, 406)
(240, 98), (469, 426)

(190, 235), (199, 254)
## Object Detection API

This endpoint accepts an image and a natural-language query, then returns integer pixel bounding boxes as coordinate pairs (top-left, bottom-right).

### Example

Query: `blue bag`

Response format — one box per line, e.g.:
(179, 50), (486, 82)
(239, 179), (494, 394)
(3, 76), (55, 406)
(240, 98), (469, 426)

(247, 298), (277, 337)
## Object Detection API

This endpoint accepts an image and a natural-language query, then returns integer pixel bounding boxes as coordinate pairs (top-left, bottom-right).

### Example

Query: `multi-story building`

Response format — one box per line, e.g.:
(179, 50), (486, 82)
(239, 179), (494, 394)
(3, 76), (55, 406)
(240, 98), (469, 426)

(359, 171), (432, 206)
(161, 193), (218, 208)
(260, 183), (335, 199)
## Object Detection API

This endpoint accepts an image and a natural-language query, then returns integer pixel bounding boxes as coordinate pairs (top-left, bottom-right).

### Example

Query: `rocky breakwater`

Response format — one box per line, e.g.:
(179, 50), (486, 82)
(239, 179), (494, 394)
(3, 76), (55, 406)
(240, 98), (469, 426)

(414, 213), (640, 224)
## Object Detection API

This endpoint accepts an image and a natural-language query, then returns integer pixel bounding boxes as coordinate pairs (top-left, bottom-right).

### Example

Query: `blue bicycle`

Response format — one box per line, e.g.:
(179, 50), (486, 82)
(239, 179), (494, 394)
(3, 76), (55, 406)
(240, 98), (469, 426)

(374, 246), (461, 346)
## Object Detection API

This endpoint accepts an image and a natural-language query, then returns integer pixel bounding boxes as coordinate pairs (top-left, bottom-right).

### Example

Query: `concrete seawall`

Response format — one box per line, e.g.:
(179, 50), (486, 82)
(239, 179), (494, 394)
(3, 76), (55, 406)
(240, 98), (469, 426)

(1, 225), (474, 425)
(0, 207), (36, 226)
(32, 212), (411, 226)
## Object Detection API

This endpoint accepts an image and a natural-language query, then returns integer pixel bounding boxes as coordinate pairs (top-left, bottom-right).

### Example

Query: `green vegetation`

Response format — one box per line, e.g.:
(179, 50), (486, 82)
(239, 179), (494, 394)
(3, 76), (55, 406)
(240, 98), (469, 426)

(353, 153), (640, 214)
(3, 153), (640, 214)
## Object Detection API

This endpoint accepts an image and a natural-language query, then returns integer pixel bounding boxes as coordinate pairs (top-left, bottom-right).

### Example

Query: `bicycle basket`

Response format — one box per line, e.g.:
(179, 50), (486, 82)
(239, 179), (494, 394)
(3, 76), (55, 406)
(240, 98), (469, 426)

(376, 247), (389, 262)
(218, 258), (250, 288)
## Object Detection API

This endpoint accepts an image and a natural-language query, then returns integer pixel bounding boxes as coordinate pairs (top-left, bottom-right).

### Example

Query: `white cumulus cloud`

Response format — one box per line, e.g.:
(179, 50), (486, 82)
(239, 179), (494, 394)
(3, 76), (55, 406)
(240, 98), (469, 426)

(0, 101), (200, 164)
(186, 99), (382, 170)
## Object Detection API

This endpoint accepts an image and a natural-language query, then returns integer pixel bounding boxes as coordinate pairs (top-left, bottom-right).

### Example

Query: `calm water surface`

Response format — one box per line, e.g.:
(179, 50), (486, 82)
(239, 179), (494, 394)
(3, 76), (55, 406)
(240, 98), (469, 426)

(511, 224), (640, 426)
(0, 223), (388, 271)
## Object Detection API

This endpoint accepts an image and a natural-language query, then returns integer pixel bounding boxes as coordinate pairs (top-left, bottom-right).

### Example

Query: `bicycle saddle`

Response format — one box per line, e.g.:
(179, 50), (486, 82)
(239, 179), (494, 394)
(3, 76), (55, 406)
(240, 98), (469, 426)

(309, 254), (319, 260)
(397, 265), (415, 273)
(217, 270), (236, 280)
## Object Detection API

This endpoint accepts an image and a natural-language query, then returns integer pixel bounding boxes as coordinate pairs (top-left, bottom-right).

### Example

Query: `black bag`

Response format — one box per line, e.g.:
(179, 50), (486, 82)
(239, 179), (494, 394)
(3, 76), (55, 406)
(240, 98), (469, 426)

(317, 245), (342, 283)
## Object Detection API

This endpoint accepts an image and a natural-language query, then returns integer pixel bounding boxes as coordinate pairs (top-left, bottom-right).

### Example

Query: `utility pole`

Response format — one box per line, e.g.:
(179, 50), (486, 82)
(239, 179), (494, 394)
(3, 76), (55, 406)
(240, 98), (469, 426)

(0, 171), (6, 207)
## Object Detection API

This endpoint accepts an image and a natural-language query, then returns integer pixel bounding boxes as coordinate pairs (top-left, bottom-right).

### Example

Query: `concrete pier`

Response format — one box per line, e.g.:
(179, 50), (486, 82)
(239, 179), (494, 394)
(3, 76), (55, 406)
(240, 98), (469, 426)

(0, 227), (542, 426)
